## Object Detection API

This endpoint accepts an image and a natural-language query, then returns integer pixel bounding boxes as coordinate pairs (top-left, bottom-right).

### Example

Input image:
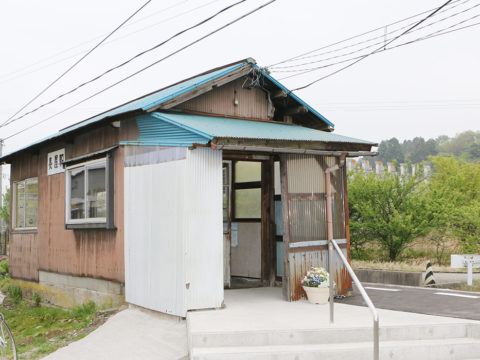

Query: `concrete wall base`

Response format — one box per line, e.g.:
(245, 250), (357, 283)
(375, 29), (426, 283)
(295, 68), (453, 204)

(355, 269), (423, 287)
(12, 271), (125, 308)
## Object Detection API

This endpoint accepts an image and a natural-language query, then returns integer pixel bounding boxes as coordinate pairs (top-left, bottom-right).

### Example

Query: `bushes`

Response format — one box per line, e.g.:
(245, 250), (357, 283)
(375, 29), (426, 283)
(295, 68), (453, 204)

(8, 284), (22, 304)
(0, 259), (9, 275)
(349, 156), (480, 263)
(348, 171), (429, 261)
(71, 301), (96, 318)
(33, 292), (41, 307)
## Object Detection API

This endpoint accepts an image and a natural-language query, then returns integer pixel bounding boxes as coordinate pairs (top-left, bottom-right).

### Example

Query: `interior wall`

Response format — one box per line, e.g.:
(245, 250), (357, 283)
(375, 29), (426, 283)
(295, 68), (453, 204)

(230, 222), (262, 278)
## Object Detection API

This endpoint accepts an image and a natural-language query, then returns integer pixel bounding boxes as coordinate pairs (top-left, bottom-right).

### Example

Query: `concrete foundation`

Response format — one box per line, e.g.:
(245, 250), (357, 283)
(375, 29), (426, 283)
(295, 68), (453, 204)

(12, 271), (125, 308)
(355, 269), (423, 286)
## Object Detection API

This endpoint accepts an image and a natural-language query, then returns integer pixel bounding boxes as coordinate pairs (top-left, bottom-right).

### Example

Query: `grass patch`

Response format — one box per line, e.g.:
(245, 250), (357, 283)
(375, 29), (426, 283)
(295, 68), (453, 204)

(0, 278), (116, 359)
(445, 280), (480, 292)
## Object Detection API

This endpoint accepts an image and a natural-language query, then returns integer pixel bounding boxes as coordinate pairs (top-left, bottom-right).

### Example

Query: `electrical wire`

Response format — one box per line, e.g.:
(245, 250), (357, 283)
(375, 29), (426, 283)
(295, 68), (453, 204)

(270, 0), (480, 70)
(0, 0), (191, 81)
(2, 0), (276, 141)
(291, 0), (455, 91)
(1, 0), (248, 128)
(275, 13), (480, 79)
(0, 0), (225, 85)
(2, 0), (153, 127)
(268, 0), (465, 68)
(272, 0), (471, 67)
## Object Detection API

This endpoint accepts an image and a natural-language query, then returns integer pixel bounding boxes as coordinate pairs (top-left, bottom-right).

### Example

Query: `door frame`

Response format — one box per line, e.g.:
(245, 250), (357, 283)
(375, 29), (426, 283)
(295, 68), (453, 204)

(222, 153), (277, 287)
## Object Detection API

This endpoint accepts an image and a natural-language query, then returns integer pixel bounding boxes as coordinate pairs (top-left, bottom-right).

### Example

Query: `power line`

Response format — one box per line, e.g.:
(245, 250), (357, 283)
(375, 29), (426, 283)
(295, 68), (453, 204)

(276, 0), (471, 64)
(2, 0), (276, 141)
(270, 0), (479, 70)
(267, 0), (465, 68)
(0, 0), (227, 86)
(1, 0), (248, 128)
(275, 13), (480, 80)
(291, 0), (455, 91)
(0, 0), (191, 81)
(2, 0), (153, 128)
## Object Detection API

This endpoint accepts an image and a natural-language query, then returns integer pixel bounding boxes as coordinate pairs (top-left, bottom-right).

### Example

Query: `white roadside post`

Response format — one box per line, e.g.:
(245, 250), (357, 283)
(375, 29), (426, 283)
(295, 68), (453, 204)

(451, 254), (480, 286)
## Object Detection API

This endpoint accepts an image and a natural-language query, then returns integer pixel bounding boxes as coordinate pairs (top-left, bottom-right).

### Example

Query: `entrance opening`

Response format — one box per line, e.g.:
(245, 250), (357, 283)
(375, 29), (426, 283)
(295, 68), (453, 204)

(223, 156), (280, 289)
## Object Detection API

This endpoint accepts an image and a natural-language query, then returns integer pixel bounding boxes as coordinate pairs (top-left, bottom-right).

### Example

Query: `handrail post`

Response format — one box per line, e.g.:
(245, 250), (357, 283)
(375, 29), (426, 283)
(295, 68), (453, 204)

(328, 238), (334, 324)
(332, 239), (379, 360)
(325, 170), (334, 324)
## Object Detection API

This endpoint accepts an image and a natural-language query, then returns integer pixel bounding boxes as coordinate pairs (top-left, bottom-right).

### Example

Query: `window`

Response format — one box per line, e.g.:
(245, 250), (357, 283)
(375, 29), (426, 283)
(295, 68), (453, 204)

(65, 157), (113, 228)
(13, 178), (38, 229)
(233, 161), (261, 220)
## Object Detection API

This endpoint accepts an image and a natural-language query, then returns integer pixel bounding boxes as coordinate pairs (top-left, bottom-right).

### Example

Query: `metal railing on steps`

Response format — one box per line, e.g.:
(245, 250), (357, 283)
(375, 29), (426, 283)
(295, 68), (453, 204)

(329, 239), (379, 360)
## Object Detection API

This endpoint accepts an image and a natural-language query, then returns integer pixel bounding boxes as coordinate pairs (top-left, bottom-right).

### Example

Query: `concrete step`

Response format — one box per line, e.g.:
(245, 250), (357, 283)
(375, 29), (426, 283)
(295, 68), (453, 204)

(191, 337), (480, 360)
(190, 323), (478, 348)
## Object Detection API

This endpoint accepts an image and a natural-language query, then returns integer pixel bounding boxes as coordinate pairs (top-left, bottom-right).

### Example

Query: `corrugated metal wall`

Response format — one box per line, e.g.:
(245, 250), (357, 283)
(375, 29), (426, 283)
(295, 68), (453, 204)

(10, 134), (126, 283)
(281, 154), (350, 300)
(124, 153), (187, 316)
(124, 146), (223, 316)
(184, 147), (223, 310)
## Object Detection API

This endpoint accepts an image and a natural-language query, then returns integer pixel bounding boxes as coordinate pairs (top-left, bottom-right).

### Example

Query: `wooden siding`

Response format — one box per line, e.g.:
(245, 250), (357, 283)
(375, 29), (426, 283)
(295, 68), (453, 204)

(175, 77), (270, 120)
(9, 118), (137, 283)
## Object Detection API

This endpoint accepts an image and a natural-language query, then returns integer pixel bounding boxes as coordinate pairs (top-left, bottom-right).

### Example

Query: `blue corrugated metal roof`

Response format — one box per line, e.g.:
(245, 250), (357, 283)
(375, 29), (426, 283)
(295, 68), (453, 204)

(1, 58), (340, 160)
(120, 112), (375, 147)
(0, 61), (249, 160)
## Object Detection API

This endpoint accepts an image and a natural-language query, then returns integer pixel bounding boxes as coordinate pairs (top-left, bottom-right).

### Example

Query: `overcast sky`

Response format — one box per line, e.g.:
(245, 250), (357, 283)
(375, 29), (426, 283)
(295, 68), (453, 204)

(0, 0), (479, 161)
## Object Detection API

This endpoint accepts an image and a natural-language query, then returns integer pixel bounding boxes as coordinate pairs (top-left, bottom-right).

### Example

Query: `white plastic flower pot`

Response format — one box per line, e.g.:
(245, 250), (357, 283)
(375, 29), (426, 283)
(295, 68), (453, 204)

(303, 286), (329, 304)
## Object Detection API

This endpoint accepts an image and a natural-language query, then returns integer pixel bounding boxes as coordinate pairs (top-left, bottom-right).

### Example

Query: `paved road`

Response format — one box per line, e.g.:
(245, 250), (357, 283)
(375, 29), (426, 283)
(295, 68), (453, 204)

(337, 283), (480, 321)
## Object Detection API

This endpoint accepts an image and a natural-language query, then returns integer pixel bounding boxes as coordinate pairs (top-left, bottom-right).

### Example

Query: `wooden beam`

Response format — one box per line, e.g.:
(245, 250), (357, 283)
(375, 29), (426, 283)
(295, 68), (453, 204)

(280, 155), (292, 301)
(261, 159), (276, 286)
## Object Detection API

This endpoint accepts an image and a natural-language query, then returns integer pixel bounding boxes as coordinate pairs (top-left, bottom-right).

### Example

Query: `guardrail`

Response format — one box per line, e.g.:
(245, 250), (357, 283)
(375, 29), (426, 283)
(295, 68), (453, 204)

(329, 239), (379, 360)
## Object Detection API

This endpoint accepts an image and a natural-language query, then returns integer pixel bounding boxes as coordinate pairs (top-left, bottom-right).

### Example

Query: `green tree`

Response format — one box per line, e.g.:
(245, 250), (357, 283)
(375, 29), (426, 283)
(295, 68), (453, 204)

(348, 172), (430, 261)
(377, 137), (404, 164)
(427, 157), (480, 252)
(0, 188), (9, 225)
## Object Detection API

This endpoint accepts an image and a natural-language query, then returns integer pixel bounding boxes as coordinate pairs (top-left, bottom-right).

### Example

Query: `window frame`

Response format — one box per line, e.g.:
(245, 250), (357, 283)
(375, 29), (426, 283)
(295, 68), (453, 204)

(232, 160), (262, 222)
(12, 177), (39, 231)
(65, 156), (114, 229)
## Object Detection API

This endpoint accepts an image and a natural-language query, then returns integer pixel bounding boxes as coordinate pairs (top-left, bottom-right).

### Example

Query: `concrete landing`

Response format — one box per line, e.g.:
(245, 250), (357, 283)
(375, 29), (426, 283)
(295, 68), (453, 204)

(188, 288), (480, 359)
(188, 287), (477, 333)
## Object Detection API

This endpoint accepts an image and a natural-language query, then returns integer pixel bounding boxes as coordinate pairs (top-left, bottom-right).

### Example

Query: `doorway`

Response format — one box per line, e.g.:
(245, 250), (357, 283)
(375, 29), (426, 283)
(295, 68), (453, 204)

(223, 156), (278, 289)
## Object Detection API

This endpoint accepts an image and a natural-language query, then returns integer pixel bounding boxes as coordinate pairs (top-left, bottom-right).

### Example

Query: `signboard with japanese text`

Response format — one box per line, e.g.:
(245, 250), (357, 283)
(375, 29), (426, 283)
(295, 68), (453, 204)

(47, 149), (65, 176)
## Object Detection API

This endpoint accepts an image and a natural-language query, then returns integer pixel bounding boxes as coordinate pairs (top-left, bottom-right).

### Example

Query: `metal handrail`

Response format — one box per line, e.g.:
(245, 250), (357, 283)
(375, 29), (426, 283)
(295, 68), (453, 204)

(330, 239), (379, 360)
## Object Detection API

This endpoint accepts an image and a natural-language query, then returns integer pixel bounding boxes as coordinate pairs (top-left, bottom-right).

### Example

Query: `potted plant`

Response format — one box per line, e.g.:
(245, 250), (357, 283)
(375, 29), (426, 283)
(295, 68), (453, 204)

(302, 266), (330, 304)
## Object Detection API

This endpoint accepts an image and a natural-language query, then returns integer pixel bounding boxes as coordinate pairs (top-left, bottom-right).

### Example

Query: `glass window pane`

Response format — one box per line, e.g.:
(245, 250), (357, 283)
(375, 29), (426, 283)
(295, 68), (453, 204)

(70, 169), (85, 219)
(87, 167), (106, 218)
(274, 161), (281, 195)
(234, 161), (261, 183)
(15, 182), (25, 228)
(25, 180), (38, 227)
(234, 188), (261, 219)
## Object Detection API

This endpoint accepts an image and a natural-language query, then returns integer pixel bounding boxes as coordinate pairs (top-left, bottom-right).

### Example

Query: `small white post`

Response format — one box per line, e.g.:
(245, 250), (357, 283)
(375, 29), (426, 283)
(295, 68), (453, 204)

(467, 260), (473, 286)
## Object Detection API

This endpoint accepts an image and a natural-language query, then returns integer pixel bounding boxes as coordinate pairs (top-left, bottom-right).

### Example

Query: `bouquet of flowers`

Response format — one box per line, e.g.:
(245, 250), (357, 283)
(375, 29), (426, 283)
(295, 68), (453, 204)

(302, 266), (329, 288)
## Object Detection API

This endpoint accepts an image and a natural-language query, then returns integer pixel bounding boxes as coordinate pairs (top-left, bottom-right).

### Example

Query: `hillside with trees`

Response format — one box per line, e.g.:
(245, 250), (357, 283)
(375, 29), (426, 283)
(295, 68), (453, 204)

(370, 130), (480, 165)
(349, 130), (480, 266)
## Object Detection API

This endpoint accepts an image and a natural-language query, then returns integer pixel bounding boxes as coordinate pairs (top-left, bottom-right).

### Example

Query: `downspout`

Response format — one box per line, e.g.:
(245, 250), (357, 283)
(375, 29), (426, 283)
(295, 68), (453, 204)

(325, 153), (347, 324)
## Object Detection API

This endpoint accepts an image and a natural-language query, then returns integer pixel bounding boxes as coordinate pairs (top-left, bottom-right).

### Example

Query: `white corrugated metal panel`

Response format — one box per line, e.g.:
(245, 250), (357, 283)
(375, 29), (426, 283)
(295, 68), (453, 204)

(124, 155), (187, 316)
(184, 147), (224, 310)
